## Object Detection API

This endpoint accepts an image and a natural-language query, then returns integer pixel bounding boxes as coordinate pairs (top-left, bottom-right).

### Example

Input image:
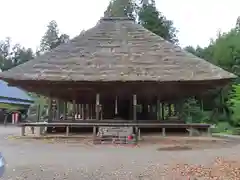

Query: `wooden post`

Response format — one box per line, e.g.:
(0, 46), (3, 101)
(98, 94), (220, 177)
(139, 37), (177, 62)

(86, 104), (89, 119)
(21, 126), (25, 136)
(63, 101), (67, 120)
(89, 104), (92, 119)
(168, 103), (172, 116)
(82, 104), (85, 120)
(48, 98), (53, 122)
(173, 102), (176, 116)
(157, 98), (160, 120)
(93, 126), (97, 143)
(162, 128), (166, 136)
(96, 94), (100, 121)
(79, 104), (82, 119)
(36, 104), (41, 122)
(161, 103), (165, 120)
(66, 126), (69, 136)
(76, 104), (79, 116)
(189, 126), (193, 136)
(56, 99), (60, 120)
(93, 94), (100, 141)
(200, 99), (204, 112)
(207, 127), (211, 137)
(115, 96), (118, 115)
(72, 100), (76, 121)
(133, 95), (137, 121)
(133, 94), (138, 142)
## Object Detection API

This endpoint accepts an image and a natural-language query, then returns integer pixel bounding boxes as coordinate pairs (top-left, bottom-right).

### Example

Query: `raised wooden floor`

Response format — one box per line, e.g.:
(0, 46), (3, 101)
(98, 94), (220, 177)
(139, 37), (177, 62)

(47, 119), (186, 124)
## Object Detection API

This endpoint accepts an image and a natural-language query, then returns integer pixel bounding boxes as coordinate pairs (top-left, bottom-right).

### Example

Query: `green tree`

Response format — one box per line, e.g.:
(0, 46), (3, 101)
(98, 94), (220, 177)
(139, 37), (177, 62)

(185, 18), (240, 73)
(11, 44), (34, 66)
(184, 17), (240, 128)
(228, 84), (240, 126)
(40, 20), (69, 52)
(0, 37), (34, 71)
(104, 0), (136, 19)
(138, 1), (178, 43)
(104, 0), (178, 43)
(0, 37), (12, 71)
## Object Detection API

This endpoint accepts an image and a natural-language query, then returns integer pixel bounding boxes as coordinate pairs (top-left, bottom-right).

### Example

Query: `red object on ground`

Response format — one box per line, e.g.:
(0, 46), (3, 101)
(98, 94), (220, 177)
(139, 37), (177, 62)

(12, 112), (19, 124)
(128, 135), (133, 140)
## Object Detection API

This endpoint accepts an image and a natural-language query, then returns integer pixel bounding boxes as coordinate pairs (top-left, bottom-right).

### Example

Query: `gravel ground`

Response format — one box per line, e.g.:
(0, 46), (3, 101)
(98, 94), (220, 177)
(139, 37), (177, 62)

(1, 126), (240, 179)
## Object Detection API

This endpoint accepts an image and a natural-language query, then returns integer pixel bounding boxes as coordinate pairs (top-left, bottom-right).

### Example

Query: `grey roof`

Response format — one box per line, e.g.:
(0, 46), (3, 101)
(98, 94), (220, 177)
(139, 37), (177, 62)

(0, 17), (236, 82)
(0, 80), (33, 103)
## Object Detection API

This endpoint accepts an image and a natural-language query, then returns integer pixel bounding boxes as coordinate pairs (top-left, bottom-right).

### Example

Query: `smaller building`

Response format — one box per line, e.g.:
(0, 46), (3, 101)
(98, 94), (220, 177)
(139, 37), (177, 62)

(0, 79), (34, 123)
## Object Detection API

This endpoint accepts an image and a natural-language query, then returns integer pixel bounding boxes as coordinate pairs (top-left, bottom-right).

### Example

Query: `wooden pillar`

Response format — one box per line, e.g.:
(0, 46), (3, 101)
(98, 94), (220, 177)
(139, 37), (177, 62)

(66, 125), (69, 136)
(115, 96), (118, 115)
(89, 104), (92, 119)
(76, 104), (79, 115)
(56, 99), (60, 120)
(93, 94), (100, 141)
(162, 128), (166, 136)
(36, 104), (41, 122)
(157, 98), (160, 120)
(200, 99), (204, 112)
(21, 126), (25, 136)
(52, 100), (57, 121)
(86, 104), (89, 120)
(161, 103), (165, 120)
(129, 99), (132, 120)
(96, 94), (100, 120)
(79, 104), (81, 119)
(172, 102), (176, 116)
(168, 103), (172, 117)
(133, 94), (137, 121)
(48, 98), (53, 122)
(133, 94), (138, 143)
(72, 100), (76, 121)
(82, 104), (85, 120)
(63, 101), (67, 120)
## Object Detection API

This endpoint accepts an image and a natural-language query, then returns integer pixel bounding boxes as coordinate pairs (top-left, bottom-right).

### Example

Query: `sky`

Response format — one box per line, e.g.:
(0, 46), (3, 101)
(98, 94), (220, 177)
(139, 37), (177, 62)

(0, 0), (239, 50)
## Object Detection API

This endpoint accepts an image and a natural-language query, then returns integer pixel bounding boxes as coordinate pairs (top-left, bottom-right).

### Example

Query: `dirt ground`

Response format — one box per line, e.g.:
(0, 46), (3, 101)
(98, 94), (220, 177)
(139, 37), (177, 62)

(1, 126), (240, 179)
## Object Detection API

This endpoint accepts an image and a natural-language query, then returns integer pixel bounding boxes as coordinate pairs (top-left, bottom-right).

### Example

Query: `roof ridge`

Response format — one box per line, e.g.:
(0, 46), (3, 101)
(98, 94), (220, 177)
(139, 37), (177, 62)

(101, 17), (135, 21)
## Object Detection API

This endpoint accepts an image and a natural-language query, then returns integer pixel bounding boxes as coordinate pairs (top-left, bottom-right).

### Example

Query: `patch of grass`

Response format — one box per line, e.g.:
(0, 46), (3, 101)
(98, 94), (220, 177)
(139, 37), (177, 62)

(211, 122), (235, 134)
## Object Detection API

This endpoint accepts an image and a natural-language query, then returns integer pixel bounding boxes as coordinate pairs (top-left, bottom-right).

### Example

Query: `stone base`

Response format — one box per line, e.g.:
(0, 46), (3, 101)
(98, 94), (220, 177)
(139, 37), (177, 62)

(35, 127), (46, 136)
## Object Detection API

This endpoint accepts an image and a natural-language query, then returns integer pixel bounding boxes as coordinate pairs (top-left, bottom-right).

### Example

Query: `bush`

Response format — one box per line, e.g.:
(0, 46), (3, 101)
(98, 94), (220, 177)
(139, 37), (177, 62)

(232, 128), (240, 135)
(211, 122), (233, 133)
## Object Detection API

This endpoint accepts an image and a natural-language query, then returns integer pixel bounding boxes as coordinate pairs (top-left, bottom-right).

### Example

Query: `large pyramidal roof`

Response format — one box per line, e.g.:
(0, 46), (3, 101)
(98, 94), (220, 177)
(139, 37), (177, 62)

(0, 17), (236, 82)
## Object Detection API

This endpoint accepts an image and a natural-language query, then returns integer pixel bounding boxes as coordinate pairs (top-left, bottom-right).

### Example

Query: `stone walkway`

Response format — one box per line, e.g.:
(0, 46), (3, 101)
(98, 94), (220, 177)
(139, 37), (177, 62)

(1, 127), (240, 179)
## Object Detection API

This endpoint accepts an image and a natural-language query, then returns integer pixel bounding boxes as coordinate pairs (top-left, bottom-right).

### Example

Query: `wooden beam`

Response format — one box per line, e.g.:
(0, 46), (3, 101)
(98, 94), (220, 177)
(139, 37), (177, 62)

(96, 93), (100, 121)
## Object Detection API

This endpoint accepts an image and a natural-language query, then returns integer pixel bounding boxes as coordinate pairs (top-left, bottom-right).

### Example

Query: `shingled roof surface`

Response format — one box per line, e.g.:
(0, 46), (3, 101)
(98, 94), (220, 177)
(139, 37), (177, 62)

(0, 17), (236, 82)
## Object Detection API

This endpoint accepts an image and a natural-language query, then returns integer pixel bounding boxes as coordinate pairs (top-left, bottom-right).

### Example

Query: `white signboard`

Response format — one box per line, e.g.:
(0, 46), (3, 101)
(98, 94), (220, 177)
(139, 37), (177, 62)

(98, 127), (133, 137)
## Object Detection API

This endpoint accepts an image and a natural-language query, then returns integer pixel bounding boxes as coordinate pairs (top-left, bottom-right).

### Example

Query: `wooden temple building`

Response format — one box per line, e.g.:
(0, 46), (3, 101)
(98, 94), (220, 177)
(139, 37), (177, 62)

(0, 16), (236, 139)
